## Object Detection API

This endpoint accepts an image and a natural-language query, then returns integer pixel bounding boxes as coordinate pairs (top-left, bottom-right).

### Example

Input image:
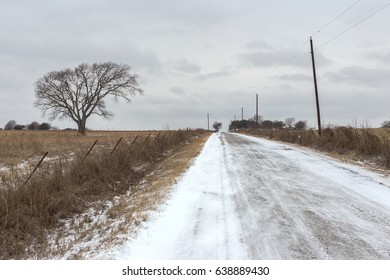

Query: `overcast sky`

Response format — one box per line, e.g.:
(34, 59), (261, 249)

(1, 0), (390, 131)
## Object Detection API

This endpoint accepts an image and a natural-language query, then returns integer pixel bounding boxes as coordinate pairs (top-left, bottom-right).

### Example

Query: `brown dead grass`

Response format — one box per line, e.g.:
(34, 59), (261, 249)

(42, 132), (211, 259)
(122, 132), (210, 214)
(0, 129), (211, 259)
(0, 130), (159, 166)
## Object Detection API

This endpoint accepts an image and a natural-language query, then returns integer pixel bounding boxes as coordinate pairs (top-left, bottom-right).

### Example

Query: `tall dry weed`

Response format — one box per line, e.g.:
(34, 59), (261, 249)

(0, 129), (206, 259)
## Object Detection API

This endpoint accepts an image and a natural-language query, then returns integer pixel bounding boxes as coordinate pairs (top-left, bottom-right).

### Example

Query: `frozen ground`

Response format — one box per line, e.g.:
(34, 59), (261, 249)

(95, 132), (390, 260)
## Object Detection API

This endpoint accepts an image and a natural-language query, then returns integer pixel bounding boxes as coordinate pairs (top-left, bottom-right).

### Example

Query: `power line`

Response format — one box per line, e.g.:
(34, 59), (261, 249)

(259, 1), (363, 90)
(259, 0), (390, 100)
(282, 0), (364, 76)
(281, 52), (311, 79)
(278, 0), (363, 79)
(311, 0), (362, 37)
(316, 1), (390, 50)
(258, 43), (308, 92)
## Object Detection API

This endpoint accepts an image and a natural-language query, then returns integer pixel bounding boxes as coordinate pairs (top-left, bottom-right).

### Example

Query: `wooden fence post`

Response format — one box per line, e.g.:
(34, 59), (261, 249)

(154, 132), (161, 142)
(110, 137), (123, 155)
(23, 152), (48, 186)
(82, 140), (98, 162)
(130, 135), (139, 146)
(159, 132), (167, 142)
(143, 133), (152, 144)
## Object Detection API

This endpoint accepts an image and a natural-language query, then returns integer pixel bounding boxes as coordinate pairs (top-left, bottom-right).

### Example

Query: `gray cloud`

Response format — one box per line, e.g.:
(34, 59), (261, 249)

(239, 50), (298, 67)
(128, 0), (239, 28)
(239, 48), (332, 69)
(277, 73), (312, 82)
(239, 34), (334, 70)
(324, 66), (390, 87)
(245, 40), (275, 50)
(365, 51), (390, 65)
(1, 38), (163, 74)
(171, 58), (201, 74)
(170, 86), (186, 96)
(195, 70), (235, 81)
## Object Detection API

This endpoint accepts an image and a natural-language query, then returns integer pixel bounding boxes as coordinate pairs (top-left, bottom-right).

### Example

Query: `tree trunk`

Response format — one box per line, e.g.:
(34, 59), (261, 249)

(77, 118), (87, 135)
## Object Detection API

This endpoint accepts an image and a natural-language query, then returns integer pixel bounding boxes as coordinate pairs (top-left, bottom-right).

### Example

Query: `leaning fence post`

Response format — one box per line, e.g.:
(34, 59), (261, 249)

(130, 135), (139, 146)
(143, 133), (152, 144)
(23, 152), (48, 186)
(154, 132), (161, 142)
(160, 132), (168, 140)
(82, 140), (98, 162)
(110, 137), (123, 155)
(160, 132), (169, 151)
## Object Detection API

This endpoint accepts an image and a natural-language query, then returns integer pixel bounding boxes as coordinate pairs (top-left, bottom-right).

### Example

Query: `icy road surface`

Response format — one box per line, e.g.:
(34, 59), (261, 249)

(103, 133), (390, 259)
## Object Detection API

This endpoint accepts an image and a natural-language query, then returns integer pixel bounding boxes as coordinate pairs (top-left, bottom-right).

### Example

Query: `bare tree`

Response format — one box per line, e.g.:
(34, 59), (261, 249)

(34, 62), (143, 134)
(381, 120), (390, 128)
(212, 121), (222, 132)
(27, 121), (40, 130)
(13, 124), (26, 130)
(295, 120), (307, 130)
(285, 117), (295, 129)
(261, 120), (273, 130)
(273, 120), (285, 130)
(39, 122), (51, 130)
(4, 120), (17, 130)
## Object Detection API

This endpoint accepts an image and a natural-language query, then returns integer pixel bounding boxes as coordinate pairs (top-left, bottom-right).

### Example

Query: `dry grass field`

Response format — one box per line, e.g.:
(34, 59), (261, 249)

(0, 129), (211, 259)
(0, 130), (159, 166)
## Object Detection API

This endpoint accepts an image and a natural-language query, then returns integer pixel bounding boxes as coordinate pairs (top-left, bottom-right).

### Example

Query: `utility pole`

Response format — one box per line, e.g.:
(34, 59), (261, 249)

(241, 107), (244, 121)
(310, 37), (322, 136)
(207, 113), (210, 131)
(256, 93), (259, 124)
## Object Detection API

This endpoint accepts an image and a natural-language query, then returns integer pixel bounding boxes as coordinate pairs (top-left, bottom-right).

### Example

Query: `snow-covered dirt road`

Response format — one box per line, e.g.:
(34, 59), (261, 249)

(100, 132), (390, 260)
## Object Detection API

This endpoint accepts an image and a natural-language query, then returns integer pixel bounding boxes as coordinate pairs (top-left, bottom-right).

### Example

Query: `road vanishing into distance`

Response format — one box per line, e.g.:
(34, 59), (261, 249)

(101, 133), (390, 260)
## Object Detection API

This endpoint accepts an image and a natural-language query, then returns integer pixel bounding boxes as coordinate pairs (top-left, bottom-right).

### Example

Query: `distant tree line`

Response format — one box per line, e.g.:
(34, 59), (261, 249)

(229, 117), (307, 131)
(229, 117), (390, 131)
(3, 120), (52, 130)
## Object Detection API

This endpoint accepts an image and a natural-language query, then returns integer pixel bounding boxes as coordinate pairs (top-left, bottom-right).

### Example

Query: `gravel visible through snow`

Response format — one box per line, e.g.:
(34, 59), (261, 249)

(95, 133), (390, 260)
